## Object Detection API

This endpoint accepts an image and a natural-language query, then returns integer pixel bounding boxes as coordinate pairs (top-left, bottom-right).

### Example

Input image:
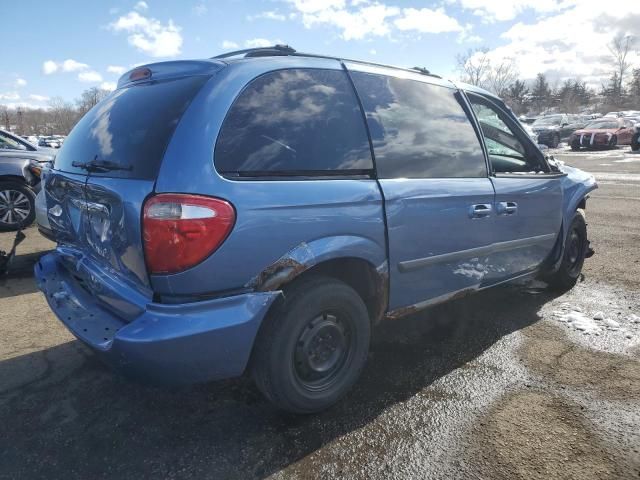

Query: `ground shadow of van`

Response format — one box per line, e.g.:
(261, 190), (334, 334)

(0, 283), (559, 479)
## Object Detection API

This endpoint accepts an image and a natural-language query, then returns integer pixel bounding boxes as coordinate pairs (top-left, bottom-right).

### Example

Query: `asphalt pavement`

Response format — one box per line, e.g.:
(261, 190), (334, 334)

(0, 146), (638, 479)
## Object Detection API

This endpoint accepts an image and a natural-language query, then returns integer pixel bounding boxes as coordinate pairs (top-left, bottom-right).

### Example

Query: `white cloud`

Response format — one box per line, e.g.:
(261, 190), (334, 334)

(477, 1), (640, 88)
(42, 60), (58, 75)
(107, 65), (127, 75)
(369, 48), (377, 55)
(451, 0), (567, 22)
(245, 38), (275, 48)
(248, 11), (286, 21)
(100, 82), (117, 91)
(109, 11), (183, 57)
(221, 40), (239, 49)
(62, 59), (89, 72)
(29, 94), (49, 102)
(134, 1), (148, 11)
(78, 71), (103, 83)
(394, 8), (463, 34)
(15, 78), (27, 88)
(0, 92), (20, 101)
(287, 1), (466, 40)
(294, 2), (401, 40)
(288, 0), (346, 14)
(192, 2), (208, 16)
(42, 59), (89, 76)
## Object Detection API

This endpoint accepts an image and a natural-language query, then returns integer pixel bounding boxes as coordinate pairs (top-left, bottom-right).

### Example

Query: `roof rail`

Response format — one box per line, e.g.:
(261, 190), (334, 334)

(213, 44), (296, 59)
(211, 45), (442, 80)
(412, 66), (439, 78)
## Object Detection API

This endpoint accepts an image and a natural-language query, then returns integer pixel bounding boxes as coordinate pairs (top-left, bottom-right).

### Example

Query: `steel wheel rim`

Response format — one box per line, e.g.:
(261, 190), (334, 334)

(293, 312), (353, 392)
(566, 228), (584, 275)
(0, 189), (31, 226)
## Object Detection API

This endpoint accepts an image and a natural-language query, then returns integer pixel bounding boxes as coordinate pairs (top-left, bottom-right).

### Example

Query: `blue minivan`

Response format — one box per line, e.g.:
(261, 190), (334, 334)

(36, 46), (596, 413)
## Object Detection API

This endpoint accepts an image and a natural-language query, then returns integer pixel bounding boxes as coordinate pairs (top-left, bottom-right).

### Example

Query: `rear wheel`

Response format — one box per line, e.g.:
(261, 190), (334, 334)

(550, 133), (560, 148)
(252, 275), (370, 414)
(0, 181), (36, 231)
(546, 210), (588, 291)
(570, 139), (580, 151)
(631, 132), (640, 151)
(608, 135), (617, 149)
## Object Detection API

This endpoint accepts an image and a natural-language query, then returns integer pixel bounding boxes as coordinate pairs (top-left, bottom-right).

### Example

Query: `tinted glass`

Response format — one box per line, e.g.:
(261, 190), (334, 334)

(215, 69), (372, 175)
(350, 72), (486, 178)
(54, 75), (209, 179)
(468, 95), (545, 173)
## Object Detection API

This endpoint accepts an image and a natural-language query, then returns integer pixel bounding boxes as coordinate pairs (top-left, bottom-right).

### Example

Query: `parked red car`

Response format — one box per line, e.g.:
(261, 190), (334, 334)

(570, 118), (637, 150)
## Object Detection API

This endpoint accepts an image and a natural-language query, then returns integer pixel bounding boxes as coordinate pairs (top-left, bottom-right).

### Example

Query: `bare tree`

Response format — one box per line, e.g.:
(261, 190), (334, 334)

(456, 48), (518, 96)
(486, 58), (518, 98)
(48, 97), (77, 135)
(456, 48), (491, 87)
(608, 33), (635, 93)
(0, 106), (10, 130)
(76, 87), (110, 116)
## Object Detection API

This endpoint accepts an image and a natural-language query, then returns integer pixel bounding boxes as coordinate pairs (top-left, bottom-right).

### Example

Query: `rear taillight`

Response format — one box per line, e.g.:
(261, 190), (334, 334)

(143, 194), (235, 274)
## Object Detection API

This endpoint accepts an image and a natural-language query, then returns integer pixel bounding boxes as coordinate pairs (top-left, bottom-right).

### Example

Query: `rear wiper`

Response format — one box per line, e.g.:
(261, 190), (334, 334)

(72, 157), (132, 173)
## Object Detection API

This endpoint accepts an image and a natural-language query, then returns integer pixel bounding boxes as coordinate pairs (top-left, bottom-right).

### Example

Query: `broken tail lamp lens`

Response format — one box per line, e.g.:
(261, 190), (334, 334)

(143, 194), (235, 274)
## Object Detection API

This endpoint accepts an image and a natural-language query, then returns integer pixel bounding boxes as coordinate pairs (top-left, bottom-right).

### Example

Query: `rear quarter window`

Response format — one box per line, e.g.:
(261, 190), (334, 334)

(54, 75), (209, 179)
(215, 68), (373, 177)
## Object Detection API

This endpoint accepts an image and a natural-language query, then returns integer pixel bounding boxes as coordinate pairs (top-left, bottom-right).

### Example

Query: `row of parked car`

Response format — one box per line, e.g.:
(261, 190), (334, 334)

(21, 134), (66, 149)
(522, 112), (640, 151)
(0, 129), (55, 230)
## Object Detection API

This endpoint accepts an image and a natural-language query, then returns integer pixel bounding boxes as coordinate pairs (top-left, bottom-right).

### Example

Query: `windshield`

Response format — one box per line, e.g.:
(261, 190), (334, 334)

(585, 121), (619, 129)
(0, 132), (28, 151)
(532, 116), (562, 126)
(54, 75), (209, 179)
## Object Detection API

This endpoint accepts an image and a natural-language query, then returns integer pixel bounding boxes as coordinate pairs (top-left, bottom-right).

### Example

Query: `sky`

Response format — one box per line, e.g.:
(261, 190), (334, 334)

(1, 0), (639, 110)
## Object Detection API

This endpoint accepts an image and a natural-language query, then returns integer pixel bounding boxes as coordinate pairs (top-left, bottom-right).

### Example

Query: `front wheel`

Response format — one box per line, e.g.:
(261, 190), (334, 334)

(608, 135), (617, 149)
(0, 181), (36, 231)
(252, 276), (371, 413)
(546, 210), (588, 291)
(550, 133), (560, 148)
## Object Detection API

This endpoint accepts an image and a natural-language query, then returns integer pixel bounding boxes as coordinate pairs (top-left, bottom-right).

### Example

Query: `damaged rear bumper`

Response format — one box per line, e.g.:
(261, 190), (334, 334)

(35, 252), (280, 385)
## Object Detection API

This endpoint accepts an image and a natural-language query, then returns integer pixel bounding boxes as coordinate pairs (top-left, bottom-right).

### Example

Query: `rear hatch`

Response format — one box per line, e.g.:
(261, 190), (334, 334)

(44, 65), (216, 314)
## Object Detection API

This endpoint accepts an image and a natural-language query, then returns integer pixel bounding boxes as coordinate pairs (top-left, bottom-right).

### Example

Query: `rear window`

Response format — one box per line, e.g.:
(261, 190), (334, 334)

(215, 68), (373, 177)
(54, 75), (209, 179)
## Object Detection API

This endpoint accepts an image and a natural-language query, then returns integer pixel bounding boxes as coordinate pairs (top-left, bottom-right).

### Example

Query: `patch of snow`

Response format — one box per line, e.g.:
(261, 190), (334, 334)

(593, 311), (604, 320)
(628, 314), (640, 324)
(604, 318), (620, 329)
(557, 311), (601, 334)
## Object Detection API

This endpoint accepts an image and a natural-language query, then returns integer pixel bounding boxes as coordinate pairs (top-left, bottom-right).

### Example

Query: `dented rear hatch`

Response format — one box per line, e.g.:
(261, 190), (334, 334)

(44, 62), (221, 314)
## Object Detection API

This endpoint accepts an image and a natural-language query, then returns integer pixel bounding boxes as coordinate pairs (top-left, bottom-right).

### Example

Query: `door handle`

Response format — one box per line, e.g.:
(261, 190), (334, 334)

(497, 201), (518, 216)
(469, 203), (492, 219)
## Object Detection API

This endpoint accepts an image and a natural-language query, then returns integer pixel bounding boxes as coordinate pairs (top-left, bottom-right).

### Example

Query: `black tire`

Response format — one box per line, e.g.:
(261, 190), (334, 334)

(546, 210), (588, 291)
(608, 135), (617, 149)
(631, 132), (640, 152)
(0, 180), (36, 231)
(252, 275), (371, 414)
(570, 139), (580, 151)
(550, 133), (560, 148)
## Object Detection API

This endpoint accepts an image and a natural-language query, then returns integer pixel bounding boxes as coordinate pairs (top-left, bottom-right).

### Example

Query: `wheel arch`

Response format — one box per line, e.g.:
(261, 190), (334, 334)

(247, 236), (389, 323)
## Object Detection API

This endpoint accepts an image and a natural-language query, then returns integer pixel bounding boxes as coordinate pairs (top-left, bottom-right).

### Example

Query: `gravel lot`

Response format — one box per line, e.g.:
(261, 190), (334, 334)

(1, 147), (639, 479)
